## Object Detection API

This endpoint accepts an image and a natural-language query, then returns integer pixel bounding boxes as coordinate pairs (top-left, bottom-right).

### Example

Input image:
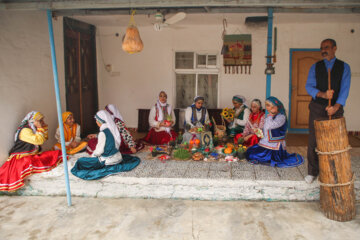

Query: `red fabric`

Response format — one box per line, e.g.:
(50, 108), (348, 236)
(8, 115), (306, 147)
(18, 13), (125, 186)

(142, 128), (177, 145)
(249, 111), (265, 125)
(86, 138), (98, 155)
(0, 150), (63, 192)
(87, 137), (145, 155)
(119, 138), (144, 154)
(234, 133), (260, 147)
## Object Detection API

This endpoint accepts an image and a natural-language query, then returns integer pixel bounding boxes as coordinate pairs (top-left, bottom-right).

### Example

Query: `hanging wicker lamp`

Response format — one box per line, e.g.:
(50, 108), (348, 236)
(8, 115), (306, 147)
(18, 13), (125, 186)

(122, 10), (144, 54)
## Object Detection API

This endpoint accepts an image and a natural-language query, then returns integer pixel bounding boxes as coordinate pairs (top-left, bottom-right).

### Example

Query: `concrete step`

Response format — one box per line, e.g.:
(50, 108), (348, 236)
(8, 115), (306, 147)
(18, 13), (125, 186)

(4, 147), (360, 201)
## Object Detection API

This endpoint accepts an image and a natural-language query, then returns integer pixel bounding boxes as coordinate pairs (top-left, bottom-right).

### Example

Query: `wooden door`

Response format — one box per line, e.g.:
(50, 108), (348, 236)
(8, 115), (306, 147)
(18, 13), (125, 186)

(64, 17), (98, 137)
(290, 50), (322, 129)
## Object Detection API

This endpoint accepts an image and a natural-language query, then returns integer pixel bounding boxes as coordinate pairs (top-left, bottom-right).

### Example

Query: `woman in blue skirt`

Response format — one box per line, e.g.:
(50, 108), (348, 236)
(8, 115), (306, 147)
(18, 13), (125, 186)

(245, 96), (304, 168)
(71, 110), (140, 180)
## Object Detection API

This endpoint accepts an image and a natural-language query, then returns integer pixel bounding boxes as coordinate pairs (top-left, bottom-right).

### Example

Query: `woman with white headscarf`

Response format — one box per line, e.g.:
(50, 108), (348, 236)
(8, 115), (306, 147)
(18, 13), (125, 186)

(0, 111), (63, 192)
(71, 110), (140, 180)
(87, 104), (143, 154)
(226, 95), (251, 137)
(142, 91), (177, 145)
(182, 96), (211, 144)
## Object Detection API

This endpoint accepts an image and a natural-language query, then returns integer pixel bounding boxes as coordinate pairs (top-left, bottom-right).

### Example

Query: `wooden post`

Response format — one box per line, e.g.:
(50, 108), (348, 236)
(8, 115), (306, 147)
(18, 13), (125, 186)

(328, 69), (332, 120)
(314, 117), (356, 221)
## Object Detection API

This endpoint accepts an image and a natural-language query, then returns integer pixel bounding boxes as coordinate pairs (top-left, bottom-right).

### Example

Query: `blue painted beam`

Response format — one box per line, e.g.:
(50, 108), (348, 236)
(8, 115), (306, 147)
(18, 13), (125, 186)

(265, 8), (273, 99)
(46, 9), (72, 207)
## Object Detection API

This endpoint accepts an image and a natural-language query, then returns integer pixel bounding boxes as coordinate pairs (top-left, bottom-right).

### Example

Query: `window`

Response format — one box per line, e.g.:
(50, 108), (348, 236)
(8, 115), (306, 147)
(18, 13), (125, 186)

(175, 52), (219, 109)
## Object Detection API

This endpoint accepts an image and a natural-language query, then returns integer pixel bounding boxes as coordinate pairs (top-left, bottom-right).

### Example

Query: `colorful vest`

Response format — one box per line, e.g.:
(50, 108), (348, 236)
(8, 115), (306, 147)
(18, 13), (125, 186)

(101, 128), (119, 157)
(267, 114), (287, 143)
(191, 105), (206, 125)
(234, 105), (247, 121)
(154, 103), (169, 122)
(8, 126), (40, 157)
(314, 59), (344, 106)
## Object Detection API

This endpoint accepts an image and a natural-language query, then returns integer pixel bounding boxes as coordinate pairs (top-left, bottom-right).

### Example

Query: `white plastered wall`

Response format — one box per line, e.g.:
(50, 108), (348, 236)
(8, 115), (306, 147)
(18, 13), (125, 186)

(0, 11), (359, 166)
(86, 13), (359, 130)
(0, 11), (66, 166)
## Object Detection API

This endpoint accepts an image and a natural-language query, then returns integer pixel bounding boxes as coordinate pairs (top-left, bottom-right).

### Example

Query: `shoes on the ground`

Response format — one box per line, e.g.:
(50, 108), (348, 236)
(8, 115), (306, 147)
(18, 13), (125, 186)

(304, 175), (316, 184)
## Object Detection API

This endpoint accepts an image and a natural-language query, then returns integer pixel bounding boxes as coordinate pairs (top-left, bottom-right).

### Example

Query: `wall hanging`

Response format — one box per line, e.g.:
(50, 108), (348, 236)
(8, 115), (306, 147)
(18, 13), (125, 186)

(222, 34), (252, 74)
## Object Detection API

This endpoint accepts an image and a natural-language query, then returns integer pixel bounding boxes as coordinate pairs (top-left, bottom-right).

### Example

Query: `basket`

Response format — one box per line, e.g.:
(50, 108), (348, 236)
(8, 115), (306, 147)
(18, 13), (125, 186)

(212, 117), (226, 138)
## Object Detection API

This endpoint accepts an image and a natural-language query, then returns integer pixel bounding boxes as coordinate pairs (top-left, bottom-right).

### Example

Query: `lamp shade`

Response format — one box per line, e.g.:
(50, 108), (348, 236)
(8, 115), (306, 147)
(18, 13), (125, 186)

(122, 25), (144, 54)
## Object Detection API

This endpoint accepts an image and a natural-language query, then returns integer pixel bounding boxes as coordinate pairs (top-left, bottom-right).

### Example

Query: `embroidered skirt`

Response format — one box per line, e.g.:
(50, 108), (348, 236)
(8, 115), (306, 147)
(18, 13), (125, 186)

(0, 150), (63, 192)
(245, 144), (304, 168)
(142, 128), (177, 145)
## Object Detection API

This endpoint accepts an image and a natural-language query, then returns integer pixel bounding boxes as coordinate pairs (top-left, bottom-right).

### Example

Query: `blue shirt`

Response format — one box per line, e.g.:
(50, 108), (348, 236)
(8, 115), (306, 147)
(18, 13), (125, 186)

(305, 57), (351, 106)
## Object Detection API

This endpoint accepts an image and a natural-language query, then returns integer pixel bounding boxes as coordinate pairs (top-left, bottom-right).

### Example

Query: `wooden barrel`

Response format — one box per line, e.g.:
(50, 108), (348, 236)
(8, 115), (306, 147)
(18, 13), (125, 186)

(314, 117), (356, 221)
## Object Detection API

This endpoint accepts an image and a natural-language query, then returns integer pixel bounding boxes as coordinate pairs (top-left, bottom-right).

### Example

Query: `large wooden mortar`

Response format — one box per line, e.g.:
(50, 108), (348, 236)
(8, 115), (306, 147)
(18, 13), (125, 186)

(314, 117), (356, 221)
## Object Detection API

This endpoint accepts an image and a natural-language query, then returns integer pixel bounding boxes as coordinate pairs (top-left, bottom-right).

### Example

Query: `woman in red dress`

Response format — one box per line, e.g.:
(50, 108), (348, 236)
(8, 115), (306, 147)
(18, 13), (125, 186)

(234, 99), (265, 147)
(0, 111), (62, 192)
(142, 91), (177, 145)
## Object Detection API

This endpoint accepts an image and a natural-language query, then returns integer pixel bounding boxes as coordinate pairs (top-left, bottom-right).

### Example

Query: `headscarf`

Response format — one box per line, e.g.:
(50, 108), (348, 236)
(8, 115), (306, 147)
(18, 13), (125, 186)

(105, 104), (124, 123)
(156, 91), (172, 122)
(193, 96), (205, 104)
(14, 111), (44, 141)
(251, 99), (262, 111)
(266, 96), (286, 117)
(232, 95), (246, 105)
(95, 110), (121, 149)
(61, 111), (77, 142)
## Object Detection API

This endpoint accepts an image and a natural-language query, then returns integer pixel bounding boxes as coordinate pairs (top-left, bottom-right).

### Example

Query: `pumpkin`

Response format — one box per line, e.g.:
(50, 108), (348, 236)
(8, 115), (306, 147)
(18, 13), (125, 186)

(194, 139), (200, 145)
(122, 26), (144, 54)
(189, 139), (195, 145)
(224, 147), (233, 154)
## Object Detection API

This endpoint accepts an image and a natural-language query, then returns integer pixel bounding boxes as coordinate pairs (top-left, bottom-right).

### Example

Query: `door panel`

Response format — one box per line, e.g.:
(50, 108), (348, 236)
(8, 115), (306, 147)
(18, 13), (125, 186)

(290, 51), (322, 129)
(64, 17), (98, 137)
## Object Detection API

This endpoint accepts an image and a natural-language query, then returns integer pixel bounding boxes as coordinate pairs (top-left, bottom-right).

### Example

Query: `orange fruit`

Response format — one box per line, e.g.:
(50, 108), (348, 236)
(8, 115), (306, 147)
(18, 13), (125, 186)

(194, 139), (200, 145)
(224, 147), (232, 154)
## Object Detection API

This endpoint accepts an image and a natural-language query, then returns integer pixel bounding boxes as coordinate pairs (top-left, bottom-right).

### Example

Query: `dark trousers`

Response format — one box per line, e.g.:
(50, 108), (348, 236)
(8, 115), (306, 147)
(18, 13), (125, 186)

(307, 101), (344, 176)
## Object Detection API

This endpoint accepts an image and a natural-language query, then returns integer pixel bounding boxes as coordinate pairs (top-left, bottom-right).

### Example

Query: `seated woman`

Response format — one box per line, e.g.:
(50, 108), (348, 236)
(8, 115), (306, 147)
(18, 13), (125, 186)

(234, 99), (265, 147)
(182, 96), (211, 144)
(245, 97), (304, 168)
(54, 112), (87, 155)
(87, 104), (144, 154)
(71, 110), (140, 180)
(142, 91), (177, 145)
(0, 111), (62, 192)
(225, 95), (250, 137)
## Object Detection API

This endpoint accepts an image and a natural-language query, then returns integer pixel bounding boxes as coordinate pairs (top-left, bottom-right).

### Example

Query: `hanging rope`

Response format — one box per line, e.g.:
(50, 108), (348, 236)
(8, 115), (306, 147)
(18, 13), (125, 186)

(221, 18), (227, 40)
(315, 145), (352, 155)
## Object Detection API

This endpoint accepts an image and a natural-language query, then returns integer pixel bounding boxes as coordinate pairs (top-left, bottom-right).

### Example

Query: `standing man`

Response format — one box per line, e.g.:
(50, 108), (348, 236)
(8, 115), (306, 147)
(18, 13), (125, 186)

(305, 39), (351, 184)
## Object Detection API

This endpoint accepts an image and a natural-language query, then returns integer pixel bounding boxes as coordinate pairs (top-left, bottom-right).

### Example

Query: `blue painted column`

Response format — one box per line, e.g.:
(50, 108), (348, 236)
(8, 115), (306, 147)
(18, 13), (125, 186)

(46, 10), (72, 206)
(266, 8), (274, 99)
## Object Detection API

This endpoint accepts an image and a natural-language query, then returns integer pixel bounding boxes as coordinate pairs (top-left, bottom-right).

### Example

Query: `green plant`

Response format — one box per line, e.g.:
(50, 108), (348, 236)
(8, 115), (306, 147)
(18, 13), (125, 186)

(173, 148), (191, 160)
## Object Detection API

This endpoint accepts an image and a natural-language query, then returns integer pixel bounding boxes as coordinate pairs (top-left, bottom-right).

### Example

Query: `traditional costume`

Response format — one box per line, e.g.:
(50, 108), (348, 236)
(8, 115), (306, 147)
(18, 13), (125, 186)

(87, 104), (144, 154)
(142, 93), (177, 145)
(53, 112), (87, 155)
(234, 99), (265, 147)
(226, 95), (251, 137)
(71, 110), (140, 180)
(182, 96), (210, 144)
(0, 111), (62, 192)
(245, 97), (304, 168)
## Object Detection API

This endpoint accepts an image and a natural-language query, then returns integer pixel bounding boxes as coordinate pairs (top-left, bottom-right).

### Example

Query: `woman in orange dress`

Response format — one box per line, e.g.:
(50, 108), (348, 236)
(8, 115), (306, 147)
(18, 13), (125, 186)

(53, 112), (87, 155)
